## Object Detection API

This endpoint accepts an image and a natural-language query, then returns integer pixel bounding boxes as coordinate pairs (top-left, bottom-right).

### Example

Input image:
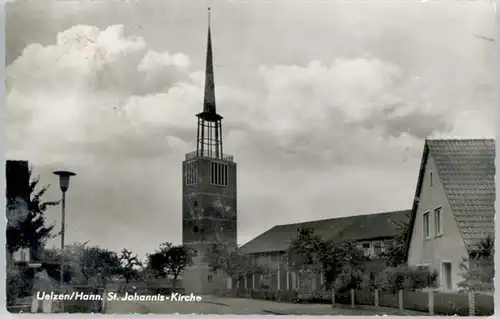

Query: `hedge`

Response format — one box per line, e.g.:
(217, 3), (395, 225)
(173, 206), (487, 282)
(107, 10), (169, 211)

(378, 291), (398, 308)
(402, 291), (428, 313)
(334, 291), (351, 305)
(355, 289), (374, 305)
(433, 292), (469, 316)
(475, 293), (494, 316)
(222, 289), (299, 302)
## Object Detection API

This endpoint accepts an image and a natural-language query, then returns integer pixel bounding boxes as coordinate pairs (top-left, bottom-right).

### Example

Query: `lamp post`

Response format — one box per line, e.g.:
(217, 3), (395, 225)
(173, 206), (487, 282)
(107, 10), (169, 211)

(53, 170), (76, 312)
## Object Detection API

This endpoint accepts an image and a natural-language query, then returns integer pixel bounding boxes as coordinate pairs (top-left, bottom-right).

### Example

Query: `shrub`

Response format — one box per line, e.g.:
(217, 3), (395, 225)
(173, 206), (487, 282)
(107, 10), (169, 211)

(378, 291), (398, 308)
(306, 291), (331, 304)
(375, 265), (437, 293)
(360, 271), (378, 290)
(475, 293), (494, 316)
(276, 290), (298, 302)
(355, 289), (374, 305)
(246, 289), (299, 302)
(433, 292), (469, 316)
(64, 300), (101, 313)
(333, 291), (351, 305)
(457, 257), (494, 293)
(7, 262), (33, 307)
(402, 290), (428, 312)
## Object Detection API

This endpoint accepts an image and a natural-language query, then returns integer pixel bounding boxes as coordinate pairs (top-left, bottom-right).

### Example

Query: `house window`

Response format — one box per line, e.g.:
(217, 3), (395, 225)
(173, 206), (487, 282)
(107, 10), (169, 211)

(362, 242), (371, 256)
(258, 255), (268, 265)
(262, 274), (270, 286)
(211, 162), (228, 187)
(434, 207), (442, 236)
(423, 212), (430, 238)
(185, 161), (198, 185)
(20, 250), (27, 261)
(207, 275), (213, 283)
(380, 241), (388, 253)
(269, 253), (279, 263)
(430, 172), (433, 187)
(373, 241), (382, 255)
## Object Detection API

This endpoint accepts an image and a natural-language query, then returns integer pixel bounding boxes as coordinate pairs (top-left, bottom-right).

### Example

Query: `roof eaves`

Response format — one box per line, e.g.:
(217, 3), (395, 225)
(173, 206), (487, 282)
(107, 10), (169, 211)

(404, 141), (429, 261)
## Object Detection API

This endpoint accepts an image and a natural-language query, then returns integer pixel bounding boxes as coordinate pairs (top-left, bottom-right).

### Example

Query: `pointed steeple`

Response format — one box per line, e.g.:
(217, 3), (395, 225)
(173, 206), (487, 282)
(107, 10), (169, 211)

(195, 8), (224, 159)
(203, 7), (216, 114)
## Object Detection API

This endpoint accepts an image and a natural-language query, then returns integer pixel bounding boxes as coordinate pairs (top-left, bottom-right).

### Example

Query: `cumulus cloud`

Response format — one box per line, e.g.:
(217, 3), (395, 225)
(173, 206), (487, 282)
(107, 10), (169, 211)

(258, 59), (451, 139)
(7, 22), (493, 167)
(7, 25), (196, 163)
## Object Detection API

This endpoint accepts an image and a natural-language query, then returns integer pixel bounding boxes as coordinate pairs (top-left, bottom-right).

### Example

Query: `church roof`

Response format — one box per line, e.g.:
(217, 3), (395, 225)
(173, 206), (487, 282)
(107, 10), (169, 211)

(405, 139), (495, 255)
(240, 209), (410, 254)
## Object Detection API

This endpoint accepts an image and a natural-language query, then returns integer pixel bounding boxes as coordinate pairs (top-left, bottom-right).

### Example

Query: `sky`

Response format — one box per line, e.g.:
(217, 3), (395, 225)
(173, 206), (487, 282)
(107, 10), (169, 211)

(5, 0), (496, 259)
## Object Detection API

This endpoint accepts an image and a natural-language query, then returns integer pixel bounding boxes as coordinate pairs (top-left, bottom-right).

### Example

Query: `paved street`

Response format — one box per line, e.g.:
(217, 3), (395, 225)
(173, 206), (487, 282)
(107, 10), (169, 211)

(105, 295), (428, 315)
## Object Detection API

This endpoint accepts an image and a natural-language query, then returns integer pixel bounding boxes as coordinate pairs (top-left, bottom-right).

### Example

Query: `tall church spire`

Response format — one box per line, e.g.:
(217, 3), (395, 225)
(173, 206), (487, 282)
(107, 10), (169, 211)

(203, 7), (216, 114)
(196, 7), (223, 159)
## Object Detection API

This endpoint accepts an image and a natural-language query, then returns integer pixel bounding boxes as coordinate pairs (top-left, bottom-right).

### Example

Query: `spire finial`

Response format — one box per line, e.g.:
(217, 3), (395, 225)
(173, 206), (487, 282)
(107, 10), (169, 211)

(208, 7), (211, 27)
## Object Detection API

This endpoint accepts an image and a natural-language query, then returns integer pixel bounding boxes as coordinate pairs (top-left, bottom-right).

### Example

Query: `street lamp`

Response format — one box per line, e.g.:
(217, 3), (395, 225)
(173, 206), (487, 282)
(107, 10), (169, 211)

(53, 170), (76, 312)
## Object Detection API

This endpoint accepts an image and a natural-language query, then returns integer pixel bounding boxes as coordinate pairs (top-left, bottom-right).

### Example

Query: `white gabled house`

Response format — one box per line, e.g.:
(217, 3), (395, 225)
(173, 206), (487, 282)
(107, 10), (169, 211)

(405, 139), (495, 291)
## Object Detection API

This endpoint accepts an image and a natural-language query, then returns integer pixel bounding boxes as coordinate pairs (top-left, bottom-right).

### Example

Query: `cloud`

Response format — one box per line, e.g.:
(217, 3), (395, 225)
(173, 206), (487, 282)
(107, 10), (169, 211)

(6, 25), (195, 163)
(258, 59), (450, 139)
(8, 24), (469, 167)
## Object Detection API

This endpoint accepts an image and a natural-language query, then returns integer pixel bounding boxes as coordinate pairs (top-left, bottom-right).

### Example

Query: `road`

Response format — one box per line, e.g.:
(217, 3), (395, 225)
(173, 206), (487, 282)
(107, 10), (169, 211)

(105, 295), (428, 315)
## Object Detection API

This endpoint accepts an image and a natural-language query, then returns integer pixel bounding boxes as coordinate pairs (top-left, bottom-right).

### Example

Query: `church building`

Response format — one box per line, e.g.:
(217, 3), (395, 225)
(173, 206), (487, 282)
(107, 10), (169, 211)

(181, 10), (238, 294)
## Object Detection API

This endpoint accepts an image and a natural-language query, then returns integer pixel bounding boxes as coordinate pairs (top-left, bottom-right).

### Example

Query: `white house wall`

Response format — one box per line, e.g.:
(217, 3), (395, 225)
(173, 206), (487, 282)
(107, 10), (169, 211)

(407, 154), (469, 291)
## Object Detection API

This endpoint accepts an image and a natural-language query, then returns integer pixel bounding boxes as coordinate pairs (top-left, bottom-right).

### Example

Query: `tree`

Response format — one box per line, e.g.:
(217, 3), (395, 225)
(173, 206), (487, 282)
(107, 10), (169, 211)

(119, 248), (143, 287)
(381, 214), (411, 267)
(80, 245), (122, 284)
(42, 242), (121, 286)
(330, 241), (369, 292)
(286, 228), (368, 292)
(458, 235), (494, 292)
(6, 171), (59, 256)
(475, 235), (494, 260)
(206, 240), (267, 289)
(286, 228), (324, 274)
(146, 242), (195, 290)
(374, 265), (438, 293)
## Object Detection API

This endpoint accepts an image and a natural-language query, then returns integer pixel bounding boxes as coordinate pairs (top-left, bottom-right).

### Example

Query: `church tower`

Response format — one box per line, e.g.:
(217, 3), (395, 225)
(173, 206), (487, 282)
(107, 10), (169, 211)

(181, 9), (237, 294)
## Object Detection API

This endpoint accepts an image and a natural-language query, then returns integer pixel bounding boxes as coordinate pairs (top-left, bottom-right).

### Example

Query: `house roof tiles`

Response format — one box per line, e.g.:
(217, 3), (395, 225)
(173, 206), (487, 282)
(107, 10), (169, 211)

(407, 139), (495, 254)
(428, 139), (495, 251)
